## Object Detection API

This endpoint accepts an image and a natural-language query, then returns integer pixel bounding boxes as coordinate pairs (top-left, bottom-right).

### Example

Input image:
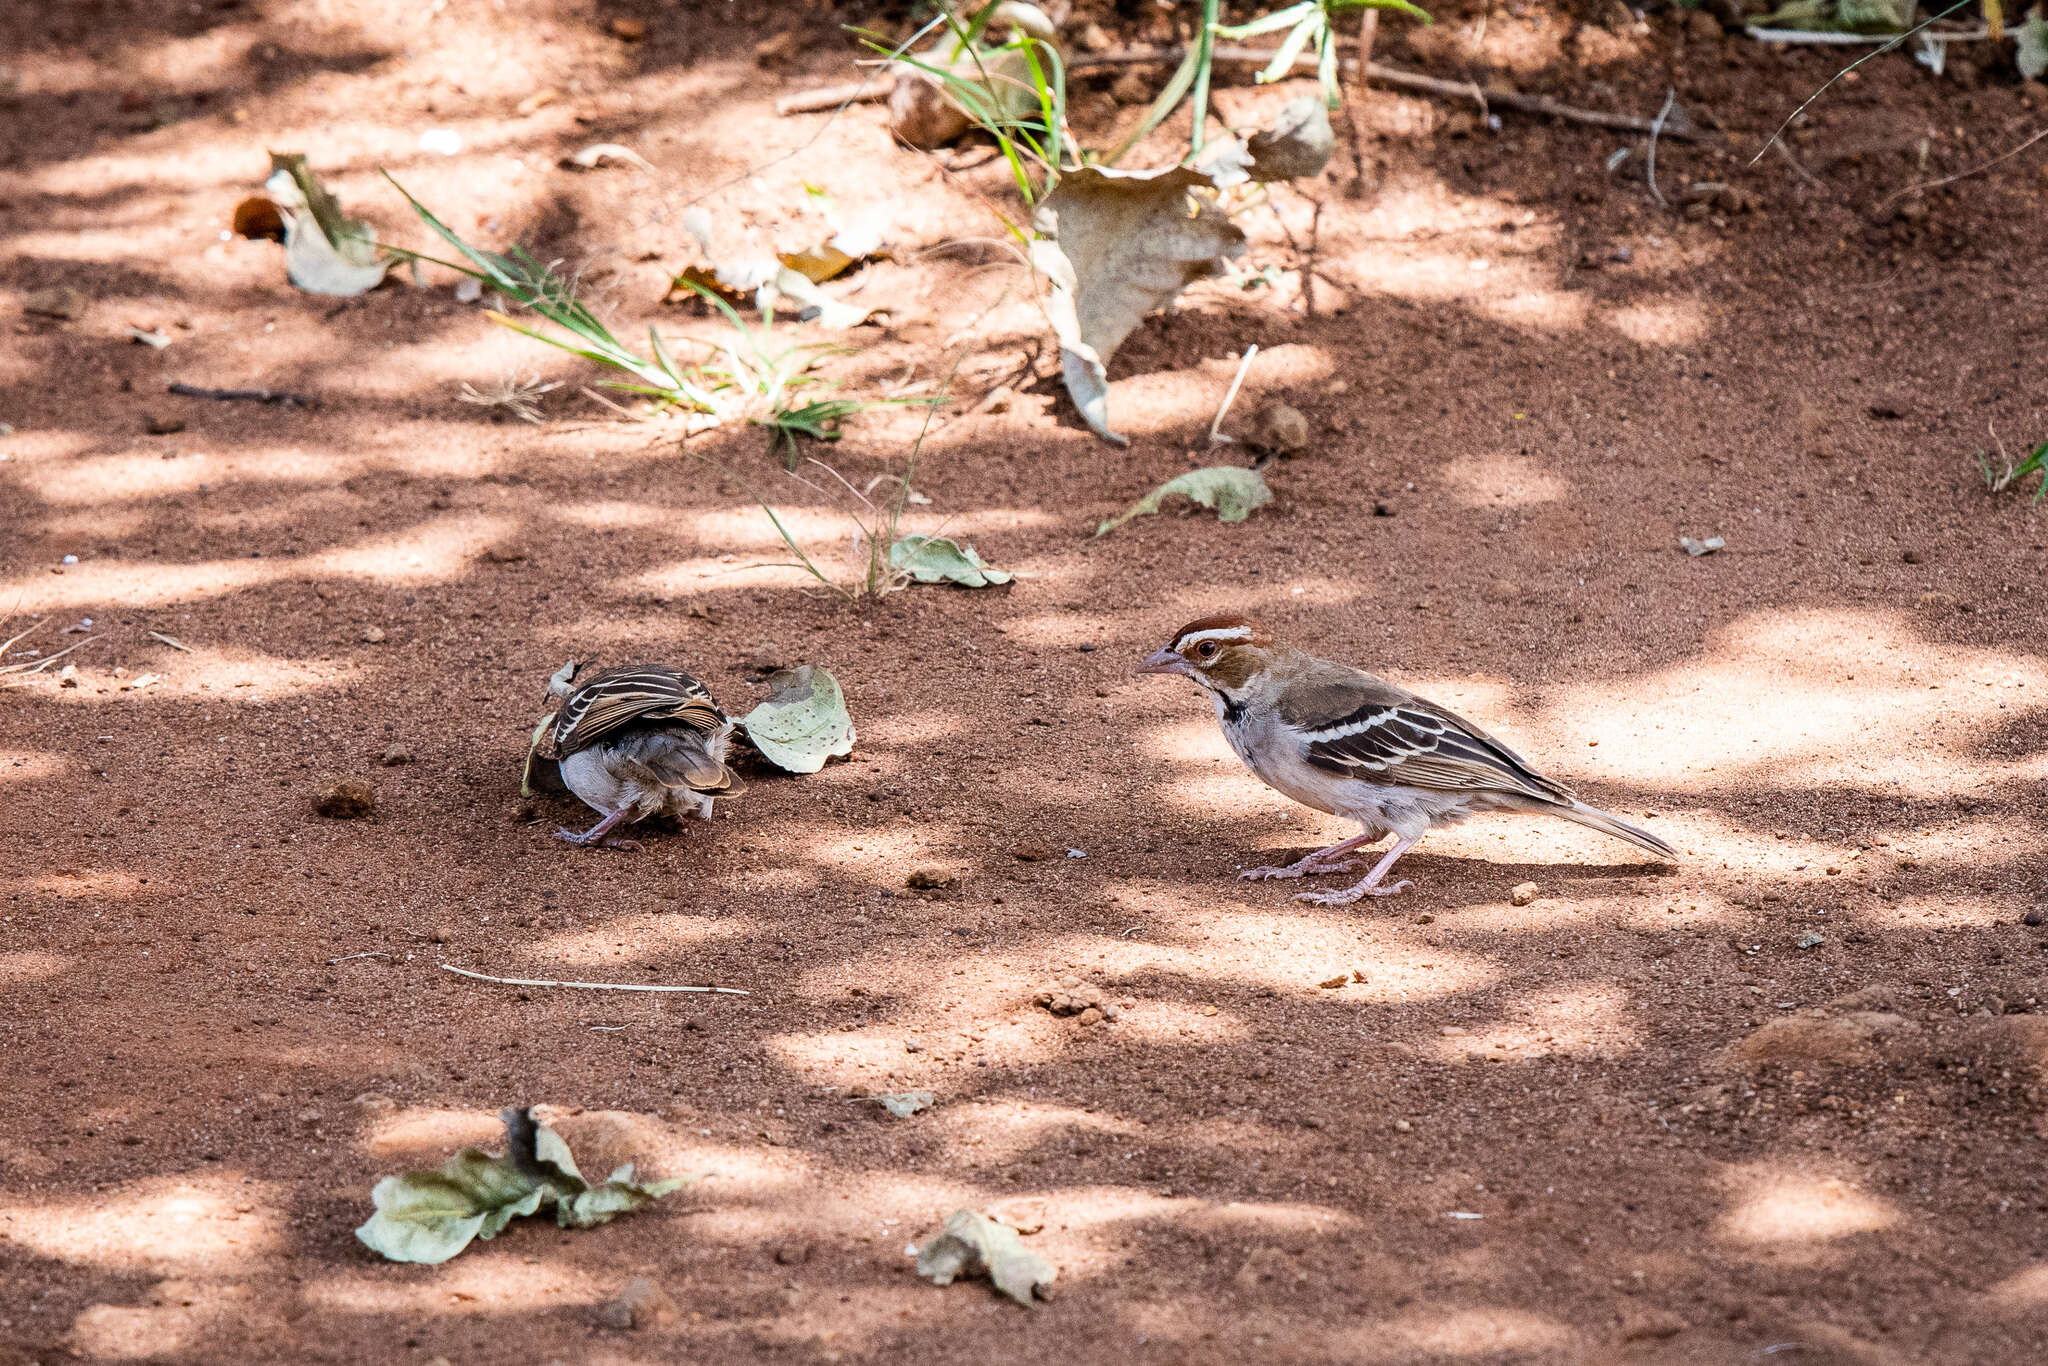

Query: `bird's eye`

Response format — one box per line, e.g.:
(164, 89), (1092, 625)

(1196, 641), (1220, 660)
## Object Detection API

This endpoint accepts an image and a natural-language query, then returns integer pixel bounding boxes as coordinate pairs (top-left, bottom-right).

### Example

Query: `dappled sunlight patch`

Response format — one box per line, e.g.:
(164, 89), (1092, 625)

(362, 1107), (507, 1157)
(86, 646), (355, 703)
(298, 1259), (612, 1317)
(1717, 1166), (1899, 1245)
(1438, 451), (1569, 508)
(1985, 1262), (2048, 1308)
(1342, 1305), (1581, 1356)
(1601, 299), (1709, 346)
(68, 1280), (264, 1362)
(927, 1099), (1143, 1164)
(0, 950), (77, 984)
(519, 912), (753, 968)
(0, 1174), (287, 1274)
(1, 751), (72, 786)
(1871, 891), (2017, 930)
(33, 448), (380, 506)
(1432, 981), (1641, 1063)
(29, 869), (145, 900)
(0, 513), (520, 611)
(1137, 716), (1240, 766)
(1549, 608), (2048, 794)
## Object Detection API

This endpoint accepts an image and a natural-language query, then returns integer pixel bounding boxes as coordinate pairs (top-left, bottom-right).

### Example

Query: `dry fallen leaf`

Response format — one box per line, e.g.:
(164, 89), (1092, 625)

(915, 1209), (1055, 1306)
(1030, 166), (1244, 444)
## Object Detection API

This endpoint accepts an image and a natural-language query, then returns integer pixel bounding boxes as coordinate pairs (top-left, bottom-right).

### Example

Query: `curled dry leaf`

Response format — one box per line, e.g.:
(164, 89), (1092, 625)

(569, 142), (658, 173)
(1199, 95), (1335, 188)
(1096, 466), (1272, 536)
(740, 665), (855, 774)
(355, 1107), (686, 1264)
(1030, 166), (1245, 444)
(888, 534), (1013, 588)
(263, 153), (388, 297)
(874, 1091), (936, 1118)
(915, 1209), (1056, 1306)
(1678, 535), (1726, 557)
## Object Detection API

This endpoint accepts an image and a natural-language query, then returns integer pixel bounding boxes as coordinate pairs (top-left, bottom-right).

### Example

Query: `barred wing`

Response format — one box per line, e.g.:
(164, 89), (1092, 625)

(553, 665), (726, 757)
(1302, 700), (1574, 804)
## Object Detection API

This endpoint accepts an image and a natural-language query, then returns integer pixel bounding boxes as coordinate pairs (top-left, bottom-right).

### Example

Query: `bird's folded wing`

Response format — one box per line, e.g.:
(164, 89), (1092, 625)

(553, 666), (726, 754)
(1300, 700), (1574, 803)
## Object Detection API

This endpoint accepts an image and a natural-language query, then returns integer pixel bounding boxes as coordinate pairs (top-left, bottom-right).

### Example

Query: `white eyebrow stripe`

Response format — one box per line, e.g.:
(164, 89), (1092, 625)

(1177, 626), (1252, 647)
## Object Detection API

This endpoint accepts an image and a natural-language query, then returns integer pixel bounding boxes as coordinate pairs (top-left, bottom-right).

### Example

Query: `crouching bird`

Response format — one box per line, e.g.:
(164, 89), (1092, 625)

(543, 661), (740, 850)
(1138, 616), (1676, 903)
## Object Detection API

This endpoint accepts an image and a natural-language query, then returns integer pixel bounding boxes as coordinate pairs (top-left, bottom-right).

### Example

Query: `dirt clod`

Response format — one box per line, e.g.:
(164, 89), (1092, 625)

(380, 744), (412, 767)
(313, 778), (374, 819)
(1248, 402), (1310, 454)
(906, 866), (957, 890)
(1034, 979), (1106, 1017)
(1510, 881), (1539, 906)
(144, 414), (185, 435)
(596, 1277), (673, 1330)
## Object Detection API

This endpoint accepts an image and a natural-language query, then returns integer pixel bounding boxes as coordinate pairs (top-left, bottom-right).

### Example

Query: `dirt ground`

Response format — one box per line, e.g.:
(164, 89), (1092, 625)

(3, 1), (2047, 1362)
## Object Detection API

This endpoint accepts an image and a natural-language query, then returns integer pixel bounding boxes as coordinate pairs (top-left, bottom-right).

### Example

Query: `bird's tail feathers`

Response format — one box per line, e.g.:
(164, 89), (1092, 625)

(1550, 799), (1677, 860)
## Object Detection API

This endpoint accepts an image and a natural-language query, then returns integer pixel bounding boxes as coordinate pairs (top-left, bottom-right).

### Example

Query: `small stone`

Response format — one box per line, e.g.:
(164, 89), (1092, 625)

(1607, 244), (1634, 265)
(352, 1092), (397, 1113)
(773, 1241), (812, 1266)
(749, 640), (782, 671)
(58, 664), (78, 687)
(1510, 881), (1539, 907)
(905, 866), (957, 890)
(1393, 1119), (1412, 1132)
(1619, 1308), (1687, 1342)
(380, 744), (412, 767)
(2023, 909), (2044, 928)
(1077, 1006), (1104, 1026)
(977, 383), (1015, 415)
(1075, 20), (1112, 51)
(596, 1277), (673, 1330)
(24, 285), (86, 320)
(144, 414), (185, 435)
(481, 544), (525, 563)
(1901, 548), (1923, 564)
(1110, 69), (1152, 105)
(1013, 844), (1050, 862)
(1685, 8), (1721, 40)
(1033, 979), (1105, 1017)
(313, 777), (374, 819)
(1248, 401), (1310, 454)
(608, 16), (647, 41)
(360, 625), (386, 644)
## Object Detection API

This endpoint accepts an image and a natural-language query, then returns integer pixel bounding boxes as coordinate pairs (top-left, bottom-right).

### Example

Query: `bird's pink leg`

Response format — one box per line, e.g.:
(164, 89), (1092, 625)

(555, 808), (643, 850)
(1294, 836), (1417, 905)
(1240, 830), (1378, 881)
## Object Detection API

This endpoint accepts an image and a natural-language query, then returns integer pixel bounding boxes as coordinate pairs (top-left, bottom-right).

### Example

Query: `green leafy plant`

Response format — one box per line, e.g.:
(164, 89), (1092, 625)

(1112, 0), (1430, 163)
(1976, 435), (2048, 502)
(385, 178), (913, 462)
(1096, 465), (1273, 535)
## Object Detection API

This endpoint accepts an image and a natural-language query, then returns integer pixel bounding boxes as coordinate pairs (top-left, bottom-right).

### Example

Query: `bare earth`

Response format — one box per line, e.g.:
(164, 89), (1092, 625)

(3, 2), (2046, 1363)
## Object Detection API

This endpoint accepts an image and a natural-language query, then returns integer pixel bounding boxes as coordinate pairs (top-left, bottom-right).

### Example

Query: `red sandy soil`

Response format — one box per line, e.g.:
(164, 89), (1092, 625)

(2, 2), (2046, 1363)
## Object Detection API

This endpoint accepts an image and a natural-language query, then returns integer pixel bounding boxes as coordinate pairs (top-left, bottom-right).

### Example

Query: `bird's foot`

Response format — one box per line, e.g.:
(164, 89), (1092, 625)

(1240, 858), (1359, 881)
(554, 826), (643, 851)
(1294, 878), (1413, 906)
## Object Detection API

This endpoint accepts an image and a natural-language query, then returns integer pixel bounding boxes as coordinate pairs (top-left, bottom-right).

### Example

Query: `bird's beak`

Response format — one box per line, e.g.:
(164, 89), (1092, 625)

(1138, 647), (1191, 678)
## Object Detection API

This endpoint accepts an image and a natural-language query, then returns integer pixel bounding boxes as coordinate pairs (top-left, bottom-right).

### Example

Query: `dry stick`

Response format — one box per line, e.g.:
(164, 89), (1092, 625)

(3, 636), (97, 675)
(1343, 8), (1381, 189)
(441, 964), (750, 995)
(148, 630), (193, 652)
(1208, 343), (1259, 445)
(1646, 87), (1677, 210)
(776, 81), (883, 116)
(167, 382), (317, 408)
(327, 951), (391, 964)
(1769, 133), (1823, 189)
(1877, 124), (2048, 209)
(778, 43), (1700, 140)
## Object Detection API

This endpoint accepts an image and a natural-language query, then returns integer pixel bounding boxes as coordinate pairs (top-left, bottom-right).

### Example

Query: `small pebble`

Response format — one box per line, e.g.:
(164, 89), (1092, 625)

(380, 744), (412, 767)
(313, 777), (375, 819)
(144, 414), (185, 435)
(360, 626), (386, 644)
(596, 1277), (673, 1330)
(1510, 881), (1539, 907)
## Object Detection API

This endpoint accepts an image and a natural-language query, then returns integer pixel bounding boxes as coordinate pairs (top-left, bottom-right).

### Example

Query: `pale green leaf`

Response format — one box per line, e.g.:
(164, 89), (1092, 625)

(2018, 7), (2048, 79)
(741, 665), (856, 774)
(915, 1210), (1056, 1306)
(1096, 466), (1272, 536)
(888, 534), (1013, 588)
(355, 1107), (687, 1263)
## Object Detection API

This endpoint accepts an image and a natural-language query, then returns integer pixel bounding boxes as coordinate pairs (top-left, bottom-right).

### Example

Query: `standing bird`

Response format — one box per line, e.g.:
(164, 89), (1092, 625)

(1138, 616), (1675, 903)
(542, 661), (741, 850)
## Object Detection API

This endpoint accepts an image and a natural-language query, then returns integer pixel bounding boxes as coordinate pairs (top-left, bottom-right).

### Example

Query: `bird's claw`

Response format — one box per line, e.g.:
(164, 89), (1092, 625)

(1240, 858), (1359, 881)
(1293, 878), (1412, 906)
(554, 827), (643, 851)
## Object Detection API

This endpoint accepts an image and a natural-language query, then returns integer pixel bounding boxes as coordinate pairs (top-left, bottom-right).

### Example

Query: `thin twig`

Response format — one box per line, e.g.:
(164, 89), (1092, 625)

(776, 81), (884, 116)
(1877, 124), (2048, 209)
(1744, 23), (1992, 43)
(167, 382), (317, 408)
(1747, 0), (1974, 167)
(0, 617), (49, 657)
(2, 636), (97, 675)
(1646, 87), (1676, 210)
(148, 631), (194, 652)
(1343, 8), (1380, 189)
(441, 964), (750, 995)
(1208, 344), (1258, 446)
(1769, 134), (1822, 188)
(327, 951), (391, 964)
